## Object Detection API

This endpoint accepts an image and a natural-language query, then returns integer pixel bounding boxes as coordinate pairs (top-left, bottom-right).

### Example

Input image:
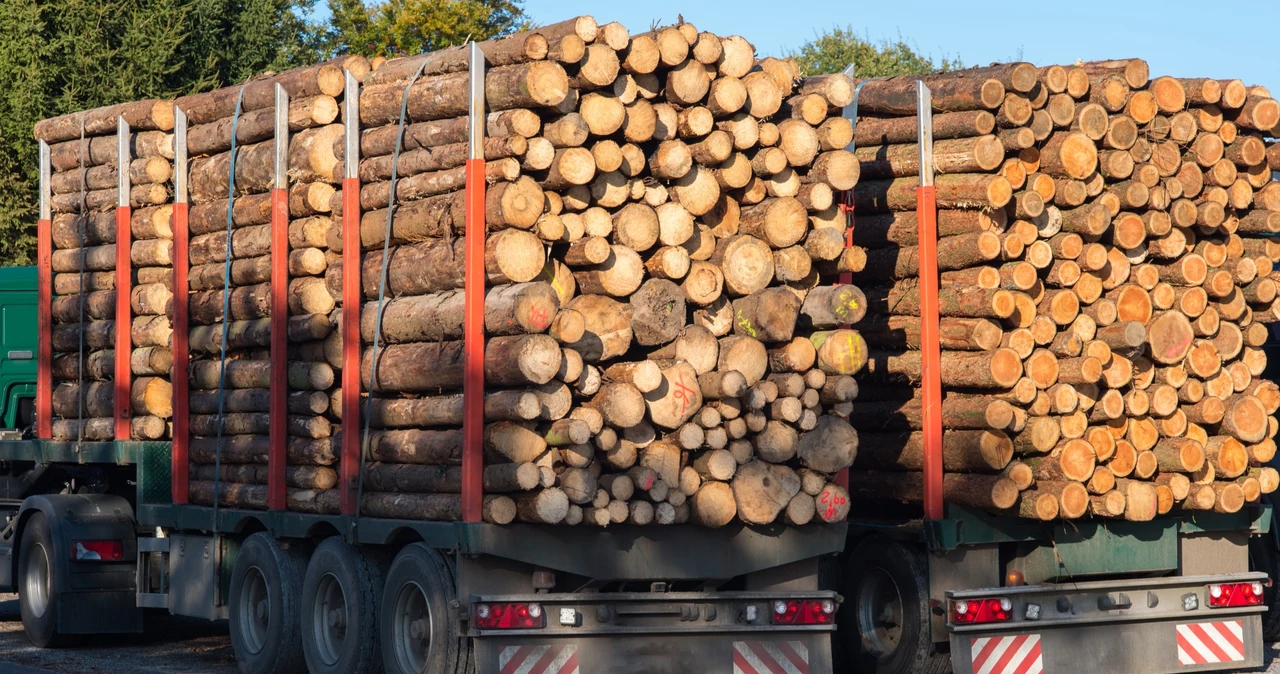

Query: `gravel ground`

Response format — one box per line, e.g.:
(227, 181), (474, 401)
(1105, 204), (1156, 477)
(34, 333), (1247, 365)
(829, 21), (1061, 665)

(0, 594), (235, 673)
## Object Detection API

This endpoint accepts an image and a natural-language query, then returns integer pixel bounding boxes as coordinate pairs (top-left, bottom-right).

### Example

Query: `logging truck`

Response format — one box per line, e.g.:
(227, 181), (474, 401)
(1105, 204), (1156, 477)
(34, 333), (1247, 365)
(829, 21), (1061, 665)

(11, 24), (1280, 674)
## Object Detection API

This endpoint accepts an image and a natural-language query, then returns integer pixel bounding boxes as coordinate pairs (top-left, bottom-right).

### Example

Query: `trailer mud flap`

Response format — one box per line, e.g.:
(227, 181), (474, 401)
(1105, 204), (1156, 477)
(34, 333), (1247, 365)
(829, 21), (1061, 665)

(950, 614), (1263, 673)
(479, 634), (827, 674)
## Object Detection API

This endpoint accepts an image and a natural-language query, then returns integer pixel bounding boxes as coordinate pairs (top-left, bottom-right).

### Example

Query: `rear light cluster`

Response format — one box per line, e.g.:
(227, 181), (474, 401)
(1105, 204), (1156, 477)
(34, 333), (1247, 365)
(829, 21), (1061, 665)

(951, 597), (1013, 624)
(771, 599), (835, 625)
(473, 603), (545, 629)
(1207, 582), (1266, 608)
(71, 540), (123, 561)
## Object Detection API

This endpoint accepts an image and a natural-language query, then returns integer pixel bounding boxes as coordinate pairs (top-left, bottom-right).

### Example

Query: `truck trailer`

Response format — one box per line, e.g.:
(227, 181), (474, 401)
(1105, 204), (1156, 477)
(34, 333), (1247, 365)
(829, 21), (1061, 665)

(8, 34), (1280, 674)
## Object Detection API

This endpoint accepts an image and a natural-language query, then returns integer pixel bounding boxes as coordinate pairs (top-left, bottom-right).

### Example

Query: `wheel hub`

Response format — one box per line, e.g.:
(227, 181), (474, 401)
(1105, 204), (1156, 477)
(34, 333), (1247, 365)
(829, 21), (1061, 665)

(393, 581), (433, 673)
(23, 542), (50, 619)
(311, 572), (348, 666)
(856, 567), (905, 659)
(237, 566), (271, 656)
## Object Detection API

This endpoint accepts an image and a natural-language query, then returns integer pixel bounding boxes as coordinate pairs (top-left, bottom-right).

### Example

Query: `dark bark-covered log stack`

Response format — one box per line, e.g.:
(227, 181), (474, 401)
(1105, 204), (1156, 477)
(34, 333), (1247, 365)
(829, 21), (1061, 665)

(39, 100), (177, 442)
(176, 56), (371, 511)
(844, 60), (1280, 521)
(311, 16), (867, 526)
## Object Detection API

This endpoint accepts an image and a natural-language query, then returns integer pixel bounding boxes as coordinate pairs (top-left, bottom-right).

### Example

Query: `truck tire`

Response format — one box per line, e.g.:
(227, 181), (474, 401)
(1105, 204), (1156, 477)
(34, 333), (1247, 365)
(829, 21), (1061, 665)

(229, 532), (308, 674)
(18, 512), (75, 647)
(837, 537), (951, 674)
(380, 543), (472, 674)
(301, 537), (388, 674)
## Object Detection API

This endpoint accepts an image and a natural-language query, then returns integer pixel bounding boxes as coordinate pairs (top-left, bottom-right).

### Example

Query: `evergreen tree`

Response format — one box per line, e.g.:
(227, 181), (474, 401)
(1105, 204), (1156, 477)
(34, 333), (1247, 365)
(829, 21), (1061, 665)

(788, 25), (960, 78)
(0, 0), (324, 265)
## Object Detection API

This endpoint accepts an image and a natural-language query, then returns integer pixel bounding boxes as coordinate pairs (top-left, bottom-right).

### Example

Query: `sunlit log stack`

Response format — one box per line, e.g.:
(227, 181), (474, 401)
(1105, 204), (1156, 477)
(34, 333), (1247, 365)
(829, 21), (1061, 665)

(173, 56), (372, 511)
(843, 59), (1280, 521)
(298, 15), (869, 526)
(39, 100), (177, 442)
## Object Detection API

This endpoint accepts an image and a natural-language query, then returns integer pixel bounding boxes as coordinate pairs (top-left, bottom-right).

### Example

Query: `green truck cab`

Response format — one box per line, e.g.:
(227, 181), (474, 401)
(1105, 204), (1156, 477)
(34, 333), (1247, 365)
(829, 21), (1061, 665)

(0, 266), (36, 431)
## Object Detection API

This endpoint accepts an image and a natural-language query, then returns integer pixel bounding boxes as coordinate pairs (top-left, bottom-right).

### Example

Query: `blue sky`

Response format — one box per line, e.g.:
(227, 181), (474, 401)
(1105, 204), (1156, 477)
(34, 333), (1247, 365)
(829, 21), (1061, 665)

(305, 2), (1279, 92)
(515, 0), (1279, 91)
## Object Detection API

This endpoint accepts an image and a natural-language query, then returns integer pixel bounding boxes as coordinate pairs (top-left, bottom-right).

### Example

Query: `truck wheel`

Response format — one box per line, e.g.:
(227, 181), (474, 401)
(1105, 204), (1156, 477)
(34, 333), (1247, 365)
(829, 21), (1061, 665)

(229, 532), (308, 674)
(18, 512), (74, 647)
(381, 543), (471, 674)
(301, 537), (388, 674)
(837, 537), (950, 674)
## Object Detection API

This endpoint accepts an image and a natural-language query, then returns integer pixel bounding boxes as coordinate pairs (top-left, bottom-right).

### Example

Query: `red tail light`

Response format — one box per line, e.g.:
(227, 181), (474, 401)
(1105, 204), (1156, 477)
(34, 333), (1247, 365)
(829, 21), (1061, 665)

(473, 603), (545, 629)
(1207, 582), (1266, 608)
(771, 599), (836, 625)
(71, 540), (123, 562)
(951, 598), (1013, 624)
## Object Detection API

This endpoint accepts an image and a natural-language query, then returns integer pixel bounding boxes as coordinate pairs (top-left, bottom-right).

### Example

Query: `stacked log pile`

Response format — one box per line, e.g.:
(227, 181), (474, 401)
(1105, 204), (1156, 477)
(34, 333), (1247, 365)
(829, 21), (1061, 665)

(178, 57), (370, 510)
(306, 16), (867, 526)
(40, 100), (177, 441)
(844, 60), (1280, 521)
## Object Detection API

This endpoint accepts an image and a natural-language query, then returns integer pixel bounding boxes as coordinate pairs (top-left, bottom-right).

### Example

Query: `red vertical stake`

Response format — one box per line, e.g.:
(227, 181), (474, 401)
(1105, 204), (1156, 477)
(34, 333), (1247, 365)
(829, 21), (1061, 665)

(267, 85), (289, 511)
(461, 43), (487, 523)
(915, 82), (944, 521)
(36, 140), (51, 440)
(339, 70), (362, 516)
(172, 107), (189, 503)
(114, 118), (132, 441)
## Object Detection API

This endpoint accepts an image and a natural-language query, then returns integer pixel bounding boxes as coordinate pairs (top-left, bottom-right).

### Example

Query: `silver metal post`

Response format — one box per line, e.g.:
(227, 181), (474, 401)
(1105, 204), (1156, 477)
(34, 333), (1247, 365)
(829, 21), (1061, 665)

(174, 108), (187, 204)
(117, 117), (131, 205)
(38, 141), (50, 221)
(468, 42), (487, 160)
(916, 81), (934, 188)
(344, 70), (359, 179)
(274, 84), (289, 190)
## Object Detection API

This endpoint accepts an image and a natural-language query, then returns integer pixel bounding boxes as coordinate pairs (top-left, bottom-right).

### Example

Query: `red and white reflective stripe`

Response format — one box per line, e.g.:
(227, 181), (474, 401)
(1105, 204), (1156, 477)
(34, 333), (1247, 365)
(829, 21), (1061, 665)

(732, 640), (810, 674)
(497, 645), (578, 674)
(969, 634), (1042, 674)
(1177, 620), (1244, 665)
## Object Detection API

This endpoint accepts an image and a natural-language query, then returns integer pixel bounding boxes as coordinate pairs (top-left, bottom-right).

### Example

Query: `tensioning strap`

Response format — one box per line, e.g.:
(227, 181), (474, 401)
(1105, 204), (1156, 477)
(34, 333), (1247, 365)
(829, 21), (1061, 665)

(212, 84), (249, 529)
(357, 55), (433, 526)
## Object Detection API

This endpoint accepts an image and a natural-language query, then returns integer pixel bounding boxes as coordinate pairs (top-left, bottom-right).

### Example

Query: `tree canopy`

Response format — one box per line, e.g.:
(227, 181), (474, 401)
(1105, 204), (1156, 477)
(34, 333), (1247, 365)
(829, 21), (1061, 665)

(788, 25), (960, 78)
(324, 0), (527, 58)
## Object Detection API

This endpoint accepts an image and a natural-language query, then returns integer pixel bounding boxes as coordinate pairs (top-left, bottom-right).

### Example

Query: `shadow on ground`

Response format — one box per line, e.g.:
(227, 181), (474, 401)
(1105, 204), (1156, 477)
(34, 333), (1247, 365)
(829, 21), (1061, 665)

(0, 594), (235, 673)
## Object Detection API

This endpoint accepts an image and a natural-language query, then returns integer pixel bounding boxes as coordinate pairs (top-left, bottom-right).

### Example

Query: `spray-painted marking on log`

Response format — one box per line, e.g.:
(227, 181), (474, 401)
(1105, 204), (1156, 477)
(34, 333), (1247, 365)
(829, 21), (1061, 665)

(1177, 620), (1244, 665)
(671, 371), (697, 415)
(969, 634), (1042, 674)
(498, 644), (579, 674)
(732, 640), (809, 674)
(817, 489), (847, 521)
(541, 264), (565, 297)
(736, 309), (758, 337)
(527, 305), (550, 331)
(839, 331), (862, 374)
(832, 288), (860, 319)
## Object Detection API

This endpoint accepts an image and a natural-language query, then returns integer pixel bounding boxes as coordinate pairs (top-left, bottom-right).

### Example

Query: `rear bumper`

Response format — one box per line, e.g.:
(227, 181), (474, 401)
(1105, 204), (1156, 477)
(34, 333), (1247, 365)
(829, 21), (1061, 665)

(472, 591), (835, 674)
(947, 572), (1268, 673)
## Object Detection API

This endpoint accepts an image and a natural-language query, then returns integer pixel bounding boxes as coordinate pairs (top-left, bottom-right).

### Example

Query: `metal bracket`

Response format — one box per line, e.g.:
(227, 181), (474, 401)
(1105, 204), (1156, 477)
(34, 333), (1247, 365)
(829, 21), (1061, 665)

(38, 141), (50, 221)
(917, 83), (935, 187)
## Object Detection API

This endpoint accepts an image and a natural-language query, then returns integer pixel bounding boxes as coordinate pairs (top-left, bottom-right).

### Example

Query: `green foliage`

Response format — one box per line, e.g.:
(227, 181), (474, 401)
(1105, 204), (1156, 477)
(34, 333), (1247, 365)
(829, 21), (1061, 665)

(324, 0), (528, 58)
(788, 25), (960, 78)
(0, 0), (326, 266)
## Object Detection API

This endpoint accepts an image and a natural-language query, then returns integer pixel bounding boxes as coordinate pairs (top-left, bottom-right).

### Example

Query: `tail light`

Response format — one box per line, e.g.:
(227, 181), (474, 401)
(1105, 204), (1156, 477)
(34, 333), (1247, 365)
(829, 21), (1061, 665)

(771, 599), (836, 625)
(71, 540), (123, 561)
(473, 603), (545, 629)
(951, 597), (1013, 624)
(1207, 582), (1267, 608)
